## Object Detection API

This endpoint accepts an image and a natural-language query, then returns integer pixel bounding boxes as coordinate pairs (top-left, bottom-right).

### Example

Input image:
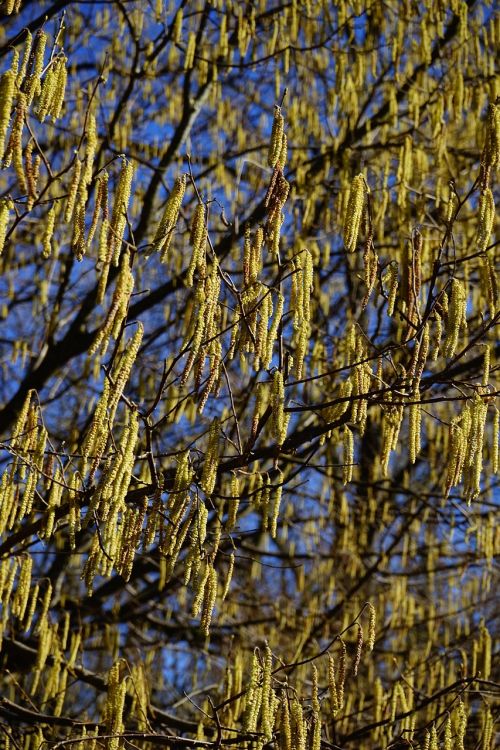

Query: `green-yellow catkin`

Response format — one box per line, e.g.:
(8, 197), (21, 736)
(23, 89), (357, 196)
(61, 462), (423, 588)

(409, 387), (421, 464)
(480, 102), (500, 185)
(268, 105), (284, 168)
(108, 157), (134, 265)
(311, 665), (321, 750)
(51, 55), (68, 120)
(11, 554), (32, 621)
(476, 188), (495, 252)
(221, 552), (234, 601)
(352, 623), (363, 676)
(261, 643), (274, 741)
(481, 707), (493, 750)
(343, 174), (366, 252)
(89, 250), (134, 356)
(271, 370), (289, 446)
(328, 654), (339, 715)
(290, 699), (306, 750)
(443, 714), (452, 750)
(105, 661), (127, 750)
(492, 409), (499, 474)
(64, 158), (82, 222)
(279, 695), (292, 750)
(151, 174), (187, 259)
(366, 602), (376, 651)
(201, 419), (219, 495)
(443, 278), (467, 358)
(4, 92), (27, 194)
(343, 425), (354, 484)
(41, 203), (57, 258)
(385, 262), (399, 316)
(184, 31), (196, 69)
(263, 291), (284, 369)
(226, 474), (240, 531)
(37, 59), (57, 122)
(186, 202), (207, 286)
(0, 199), (12, 256)
(24, 30), (47, 105)
(337, 639), (347, 709)
(191, 561), (210, 617)
(0, 70), (16, 160)
(22, 581), (39, 632)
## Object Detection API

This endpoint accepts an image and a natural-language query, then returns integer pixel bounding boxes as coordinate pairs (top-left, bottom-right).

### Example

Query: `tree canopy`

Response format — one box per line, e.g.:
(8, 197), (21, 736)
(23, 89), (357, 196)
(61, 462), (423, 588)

(0, 1), (498, 748)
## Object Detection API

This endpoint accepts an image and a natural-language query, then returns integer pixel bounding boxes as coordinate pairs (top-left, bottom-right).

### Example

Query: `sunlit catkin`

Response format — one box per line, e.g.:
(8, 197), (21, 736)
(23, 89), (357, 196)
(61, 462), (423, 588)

(343, 425), (354, 484)
(151, 174), (187, 259)
(24, 30), (46, 105)
(108, 156), (134, 265)
(271, 370), (289, 446)
(0, 199), (12, 256)
(366, 602), (376, 651)
(343, 174), (366, 252)
(186, 202), (207, 286)
(3, 93), (26, 194)
(444, 278), (467, 358)
(476, 188), (495, 252)
(0, 70), (15, 160)
(268, 105), (284, 168)
(42, 203), (57, 258)
(201, 419), (219, 495)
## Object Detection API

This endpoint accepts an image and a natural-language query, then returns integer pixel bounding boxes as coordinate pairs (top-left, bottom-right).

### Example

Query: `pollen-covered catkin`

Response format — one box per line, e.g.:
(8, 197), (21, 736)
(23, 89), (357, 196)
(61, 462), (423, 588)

(268, 105), (284, 168)
(201, 419), (220, 495)
(343, 174), (366, 252)
(366, 602), (376, 651)
(0, 199), (12, 256)
(0, 70), (16, 160)
(186, 202), (207, 286)
(271, 370), (289, 446)
(108, 156), (134, 265)
(152, 174), (187, 259)
(343, 425), (354, 484)
(444, 278), (467, 358)
(476, 188), (495, 252)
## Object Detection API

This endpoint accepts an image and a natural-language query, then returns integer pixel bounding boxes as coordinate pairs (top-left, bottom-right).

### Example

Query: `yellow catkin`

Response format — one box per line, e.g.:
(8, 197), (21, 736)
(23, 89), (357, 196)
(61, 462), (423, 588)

(476, 188), (495, 252)
(492, 409), (499, 474)
(328, 654), (339, 715)
(24, 30), (47, 105)
(51, 55), (68, 120)
(152, 174), (187, 259)
(184, 31), (196, 69)
(0, 199), (12, 256)
(268, 105), (285, 168)
(41, 203), (57, 258)
(271, 370), (289, 446)
(186, 203), (207, 286)
(311, 665), (321, 750)
(444, 278), (467, 358)
(291, 699), (306, 750)
(108, 157), (134, 265)
(201, 419), (219, 495)
(64, 159), (82, 223)
(261, 643), (273, 741)
(366, 602), (376, 651)
(352, 623), (363, 676)
(105, 661), (127, 750)
(4, 93), (27, 194)
(0, 70), (16, 160)
(409, 387), (421, 464)
(343, 174), (366, 252)
(337, 639), (347, 709)
(221, 552), (234, 601)
(343, 425), (354, 484)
